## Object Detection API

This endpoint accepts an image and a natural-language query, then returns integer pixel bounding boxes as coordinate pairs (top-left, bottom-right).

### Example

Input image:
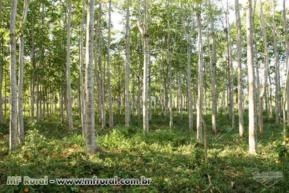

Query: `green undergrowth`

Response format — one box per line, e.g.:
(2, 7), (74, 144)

(0, 115), (288, 192)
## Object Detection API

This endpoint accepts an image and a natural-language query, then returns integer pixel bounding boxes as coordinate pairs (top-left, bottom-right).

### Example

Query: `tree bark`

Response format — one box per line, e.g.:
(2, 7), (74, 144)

(226, 0), (234, 128)
(80, 0), (86, 137)
(66, 0), (73, 129)
(259, 0), (269, 134)
(85, 0), (96, 153)
(235, 0), (244, 137)
(186, 19), (193, 132)
(247, 0), (257, 154)
(196, 9), (204, 143)
(272, 1), (281, 123)
(125, 0), (131, 127)
(209, 0), (217, 134)
(107, 0), (113, 128)
(9, 0), (18, 151)
(283, 0), (289, 138)
(138, 0), (150, 132)
(18, 0), (30, 143)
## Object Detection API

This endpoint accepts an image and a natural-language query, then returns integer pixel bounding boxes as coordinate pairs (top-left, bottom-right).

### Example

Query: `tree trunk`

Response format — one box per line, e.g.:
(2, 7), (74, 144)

(283, 0), (289, 138)
(272, 1), (281, 123)
(80, 0), (86, 137)
(138, 0), (150, 132)
(259, 0), (269, 134)
(18, 0), (30, 143)
(226, 0), (234, 128)
(247, 0), (257, 154)
(167, 1), (173, 129)
(66, 0), (73, 129)
(196, 9), (204, 143)
(125, 0), (131, 127)
(85, 0), (97, 153)
(186, 20), (193, 132)
(107, 0), (113, 128)
(9, 0), (18, 151)
(209, 0), (217, 134)
(235, 0), (244, 137)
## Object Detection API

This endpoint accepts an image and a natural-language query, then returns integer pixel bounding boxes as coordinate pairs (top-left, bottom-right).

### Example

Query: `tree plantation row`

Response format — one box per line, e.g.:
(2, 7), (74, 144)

(1, 0), (289, 155)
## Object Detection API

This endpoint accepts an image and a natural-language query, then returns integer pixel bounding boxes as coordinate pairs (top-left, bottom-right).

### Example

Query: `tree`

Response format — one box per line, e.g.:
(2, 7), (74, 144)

(283, 0), (289, 138)
(80, 0), (86, 137)
(125, 0), (131, 128)
(209, 0), (217, 134)
(18, 0), (30, 143)
(107, 0), (113, 128)
(247, 0), (257, 154)
(137, 0), (150, 133)
(235, 0), (244, 137)
(225, 0), (234, 128)
(66, 0), (73, 130)
(85, 0), (96, 153)
(9, 0), (18, 151)
(259, 0), (269, 134)
(196, 6), (204, 143)
(186, 13), (193, 133)
(271, 0), (281, 123)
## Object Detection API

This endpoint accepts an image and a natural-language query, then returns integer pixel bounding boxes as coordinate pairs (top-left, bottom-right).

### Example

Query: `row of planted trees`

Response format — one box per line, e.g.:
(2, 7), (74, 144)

(1, 0), (289, 153)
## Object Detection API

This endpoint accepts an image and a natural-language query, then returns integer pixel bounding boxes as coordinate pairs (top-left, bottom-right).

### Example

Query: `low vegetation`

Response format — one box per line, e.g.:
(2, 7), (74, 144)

(0, 114), (288, 193)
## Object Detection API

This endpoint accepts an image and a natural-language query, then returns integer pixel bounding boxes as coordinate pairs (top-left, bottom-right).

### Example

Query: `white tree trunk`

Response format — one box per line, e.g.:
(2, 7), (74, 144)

(209, 0), (217, 134)
(272, 1), (281, 123)
(186, 20), (193, 132)
(247, 0), (257, 154)
(107, 0), (113, 128)
(66, 0), (73, 130)
(138, 0), (150, 132)
(80, 0), (86, 137)
(283, 0), (289, 137)
(9, 0), (18, 151)
(196, 9), (204, 143)
(235, 0), (244, 137)
(18, 0), (30, 143)
(125, 0), (131, 127)
(226, 0), (234, 128)
(85, 0), (96, 153)
(259, 0), (269, 134)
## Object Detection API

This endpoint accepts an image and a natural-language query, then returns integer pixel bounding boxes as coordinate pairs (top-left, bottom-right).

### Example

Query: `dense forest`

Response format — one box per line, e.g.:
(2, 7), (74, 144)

(0, 0), (289, 192)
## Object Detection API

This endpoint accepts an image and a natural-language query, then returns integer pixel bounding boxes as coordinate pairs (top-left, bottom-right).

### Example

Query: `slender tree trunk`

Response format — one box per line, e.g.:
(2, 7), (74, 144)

(107, 0), (113, 128)
(66, 0), (73, 129)
(259, 0), (269, 134)
(80, 0), (86, 137)
(247, 0), (257, 154)
(186, 20), (193, 132)
(226, 0), (234, 128)
(167, 2), (173, 128)
(272, 1), (281, 123)
(18, 0), (29, 143)
(125, 0), (131, 127)
(283, 0), (289, 138)
(177, 73), (181, 114)
(235, 0), (244, 137)
(209, 0), (217, 134)
(85, 0), (97, 153)
(138, 0), (150, 132)
(9, 0), (18, 151)
(95, 3), (106, 129)
(196, 9), (204, 143)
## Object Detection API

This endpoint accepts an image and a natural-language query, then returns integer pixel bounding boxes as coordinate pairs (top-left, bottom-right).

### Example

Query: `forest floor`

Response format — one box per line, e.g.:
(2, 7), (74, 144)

(0, 113), (288, 193)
